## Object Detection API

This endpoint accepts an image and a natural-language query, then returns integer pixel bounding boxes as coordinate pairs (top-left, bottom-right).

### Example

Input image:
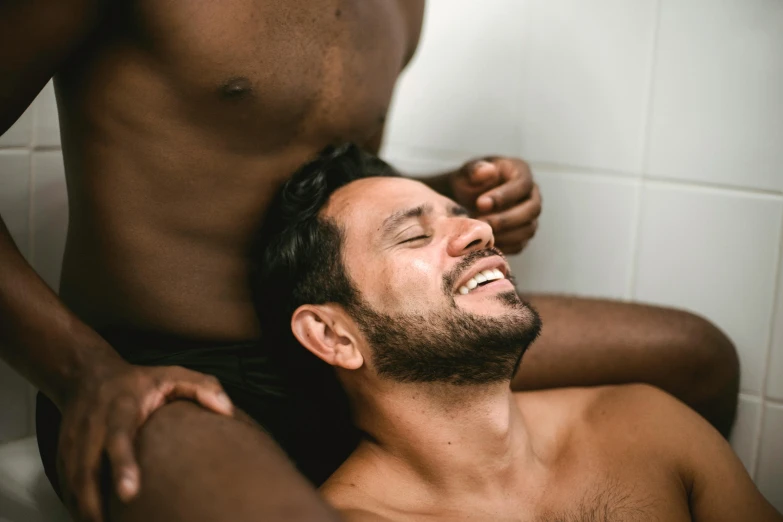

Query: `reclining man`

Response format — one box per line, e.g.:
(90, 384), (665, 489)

(251, 145), (781, 522)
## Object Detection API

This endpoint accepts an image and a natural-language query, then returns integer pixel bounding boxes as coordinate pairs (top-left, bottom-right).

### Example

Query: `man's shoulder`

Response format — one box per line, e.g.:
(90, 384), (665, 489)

(320, 450), (397, 521)
(516, 384), (691, 453)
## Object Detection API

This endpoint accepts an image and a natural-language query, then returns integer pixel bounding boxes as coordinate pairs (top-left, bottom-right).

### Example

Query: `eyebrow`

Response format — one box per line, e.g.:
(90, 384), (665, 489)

(380, 203), (470, 238)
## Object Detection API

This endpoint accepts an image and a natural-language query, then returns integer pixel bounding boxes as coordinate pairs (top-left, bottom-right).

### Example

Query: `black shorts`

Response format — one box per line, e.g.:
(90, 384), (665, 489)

(36, 328), (358, 501)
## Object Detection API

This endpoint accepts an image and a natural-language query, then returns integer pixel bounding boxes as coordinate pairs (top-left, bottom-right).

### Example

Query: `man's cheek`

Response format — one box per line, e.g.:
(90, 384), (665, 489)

(403, 258), (442, 304)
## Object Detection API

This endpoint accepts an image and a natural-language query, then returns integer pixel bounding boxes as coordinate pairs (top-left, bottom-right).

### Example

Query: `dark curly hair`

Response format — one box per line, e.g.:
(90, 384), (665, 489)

(248, 143), (398, 485)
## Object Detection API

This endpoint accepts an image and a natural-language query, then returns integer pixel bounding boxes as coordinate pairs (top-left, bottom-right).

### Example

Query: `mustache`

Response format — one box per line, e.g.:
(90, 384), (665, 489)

(442, 247), (508, 295)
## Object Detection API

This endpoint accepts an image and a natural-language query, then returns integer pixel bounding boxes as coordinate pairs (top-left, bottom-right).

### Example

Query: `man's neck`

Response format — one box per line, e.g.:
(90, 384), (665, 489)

(351, 380), (538, 496)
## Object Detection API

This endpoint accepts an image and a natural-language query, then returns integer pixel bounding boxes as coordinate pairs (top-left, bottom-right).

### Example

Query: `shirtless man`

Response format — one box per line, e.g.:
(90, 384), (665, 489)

(253, 145), (780, 522)
(0, 2), (738, 522)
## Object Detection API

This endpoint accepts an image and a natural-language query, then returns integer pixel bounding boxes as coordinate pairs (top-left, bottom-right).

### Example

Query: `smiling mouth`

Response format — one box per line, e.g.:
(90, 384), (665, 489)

(457, 269), (507, 295)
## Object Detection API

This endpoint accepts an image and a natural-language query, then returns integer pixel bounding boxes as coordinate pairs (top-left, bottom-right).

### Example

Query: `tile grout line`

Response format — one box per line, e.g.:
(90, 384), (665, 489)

(626, 0), (661, 301)
(751, 205), (783, 479)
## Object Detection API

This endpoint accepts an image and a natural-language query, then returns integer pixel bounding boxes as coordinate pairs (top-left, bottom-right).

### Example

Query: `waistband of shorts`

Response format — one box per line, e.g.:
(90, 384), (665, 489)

(94, 326), (288, 399)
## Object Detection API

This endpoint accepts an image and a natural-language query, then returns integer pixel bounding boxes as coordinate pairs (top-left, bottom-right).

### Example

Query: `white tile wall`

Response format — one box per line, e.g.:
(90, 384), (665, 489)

(0, 0), (781, 507)
(511, 168), (638, 298)
(33, 82), (61, 148)
(384, 0), (525, 158)
(757, 402), (783, 512)
(730, 395), (762, 473)
(633, 183), (782, 394)
(647, 0), (783, 192)
(518, 0), (657, 174)
(767, 241), (783, 401)
(0, 109), (32, 148)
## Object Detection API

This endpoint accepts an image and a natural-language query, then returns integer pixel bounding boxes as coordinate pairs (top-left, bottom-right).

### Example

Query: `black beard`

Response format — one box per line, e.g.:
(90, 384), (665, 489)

(348, 289), (542, 385)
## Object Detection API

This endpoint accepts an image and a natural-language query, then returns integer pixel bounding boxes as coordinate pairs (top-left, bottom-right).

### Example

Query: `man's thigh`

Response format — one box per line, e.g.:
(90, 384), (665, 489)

(109, 401), (338, 522)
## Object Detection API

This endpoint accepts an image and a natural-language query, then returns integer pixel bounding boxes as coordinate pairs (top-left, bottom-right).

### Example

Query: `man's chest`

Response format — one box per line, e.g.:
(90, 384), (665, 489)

(348, 468), (692, 522)
(85, 0), (424, 149)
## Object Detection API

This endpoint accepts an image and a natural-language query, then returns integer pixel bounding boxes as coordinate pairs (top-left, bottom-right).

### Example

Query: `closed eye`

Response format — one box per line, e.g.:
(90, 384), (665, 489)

(400, 235), (430, 244)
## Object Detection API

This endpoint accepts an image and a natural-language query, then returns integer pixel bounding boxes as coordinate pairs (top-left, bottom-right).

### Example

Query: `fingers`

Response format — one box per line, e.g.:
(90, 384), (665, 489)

(105, 395), (142, 502)
(161, 367), (234, 416)
(465, 160), (501, 188)
(61, 409), (106, 522)
(476, 160), (534, 213)
(479, 184), (542, 233)
(494, 221), (538, 255)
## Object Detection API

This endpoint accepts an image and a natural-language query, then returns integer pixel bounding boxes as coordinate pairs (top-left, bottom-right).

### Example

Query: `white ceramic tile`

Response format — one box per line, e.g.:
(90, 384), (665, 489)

(647, 0), (783, 192)
(768, 241), (783, 401)
(0, 152), (31, 259)
(511, 168), (638, 299)
(0, 104), (33, 148)
(32, 152), (68, 292)
(729, 395), (762, 474)
(384, 0), (524, 158)
(518, 0), (657, 174)
(33, 81), (61, 148)
(756, 402), (783, 512)
(634, 184), (782, 394)
(0, 361), (31, 442)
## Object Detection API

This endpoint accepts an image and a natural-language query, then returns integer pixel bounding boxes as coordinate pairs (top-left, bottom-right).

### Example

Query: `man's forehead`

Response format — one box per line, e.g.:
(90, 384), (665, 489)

(324, 177), (440, 225)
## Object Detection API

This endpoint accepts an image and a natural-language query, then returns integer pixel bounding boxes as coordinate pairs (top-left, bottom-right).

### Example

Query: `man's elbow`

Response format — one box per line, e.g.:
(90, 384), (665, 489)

(669, 310), (740, 437)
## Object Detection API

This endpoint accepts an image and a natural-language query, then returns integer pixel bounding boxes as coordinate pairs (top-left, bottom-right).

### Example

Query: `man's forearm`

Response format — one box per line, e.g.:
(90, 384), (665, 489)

(0, 217), (123, 408)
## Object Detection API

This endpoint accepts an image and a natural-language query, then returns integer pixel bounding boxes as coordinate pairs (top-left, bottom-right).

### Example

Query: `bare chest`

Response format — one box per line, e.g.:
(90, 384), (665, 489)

(378, 481), (690, 522)
(74, 0), (422, 151)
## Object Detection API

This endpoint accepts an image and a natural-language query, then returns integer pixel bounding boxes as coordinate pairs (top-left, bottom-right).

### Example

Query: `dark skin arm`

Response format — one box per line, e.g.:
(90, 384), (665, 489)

(1, 3), (234, 521)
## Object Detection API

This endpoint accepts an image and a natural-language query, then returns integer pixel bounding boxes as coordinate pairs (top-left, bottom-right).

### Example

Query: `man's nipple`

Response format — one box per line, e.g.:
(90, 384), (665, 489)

(219, 77), (254, 100)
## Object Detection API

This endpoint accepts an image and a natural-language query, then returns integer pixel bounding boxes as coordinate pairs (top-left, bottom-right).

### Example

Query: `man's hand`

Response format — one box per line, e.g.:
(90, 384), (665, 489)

(449, 157), (542, 255)
(58, 359), (234, 522)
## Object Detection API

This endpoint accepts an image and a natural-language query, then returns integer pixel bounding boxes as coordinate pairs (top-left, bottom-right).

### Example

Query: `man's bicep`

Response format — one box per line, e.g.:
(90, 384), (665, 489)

(672, 396), (782, 520)
(0, 0), (106, 133)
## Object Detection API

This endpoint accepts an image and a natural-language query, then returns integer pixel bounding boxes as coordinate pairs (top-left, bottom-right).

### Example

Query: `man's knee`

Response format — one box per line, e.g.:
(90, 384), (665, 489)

(111, 400), (338, 522)
(665, 310), (739, 391)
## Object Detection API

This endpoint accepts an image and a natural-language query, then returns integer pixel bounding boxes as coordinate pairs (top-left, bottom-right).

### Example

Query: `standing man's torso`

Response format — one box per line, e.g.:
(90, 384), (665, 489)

(56, 0), (424, 341)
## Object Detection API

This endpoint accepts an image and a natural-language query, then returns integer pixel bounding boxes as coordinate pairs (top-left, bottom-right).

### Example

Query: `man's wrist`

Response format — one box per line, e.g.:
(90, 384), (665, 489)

(50, 319), (128, 408)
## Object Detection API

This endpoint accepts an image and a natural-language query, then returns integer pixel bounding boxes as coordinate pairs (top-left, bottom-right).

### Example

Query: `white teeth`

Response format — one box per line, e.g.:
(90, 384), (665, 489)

(456, 267), (509, 295)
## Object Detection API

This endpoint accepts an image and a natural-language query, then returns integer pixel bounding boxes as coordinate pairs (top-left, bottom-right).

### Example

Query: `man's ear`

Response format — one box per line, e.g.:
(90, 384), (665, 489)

(291, 304), (364, 370)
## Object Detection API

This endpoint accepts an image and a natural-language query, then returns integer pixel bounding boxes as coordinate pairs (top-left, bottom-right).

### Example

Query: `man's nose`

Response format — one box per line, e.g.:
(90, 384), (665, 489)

(447, 218), (494, 257)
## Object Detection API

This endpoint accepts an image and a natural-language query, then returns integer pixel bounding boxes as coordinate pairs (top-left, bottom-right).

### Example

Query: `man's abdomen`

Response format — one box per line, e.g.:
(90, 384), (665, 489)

(54, 0), (420, 340)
